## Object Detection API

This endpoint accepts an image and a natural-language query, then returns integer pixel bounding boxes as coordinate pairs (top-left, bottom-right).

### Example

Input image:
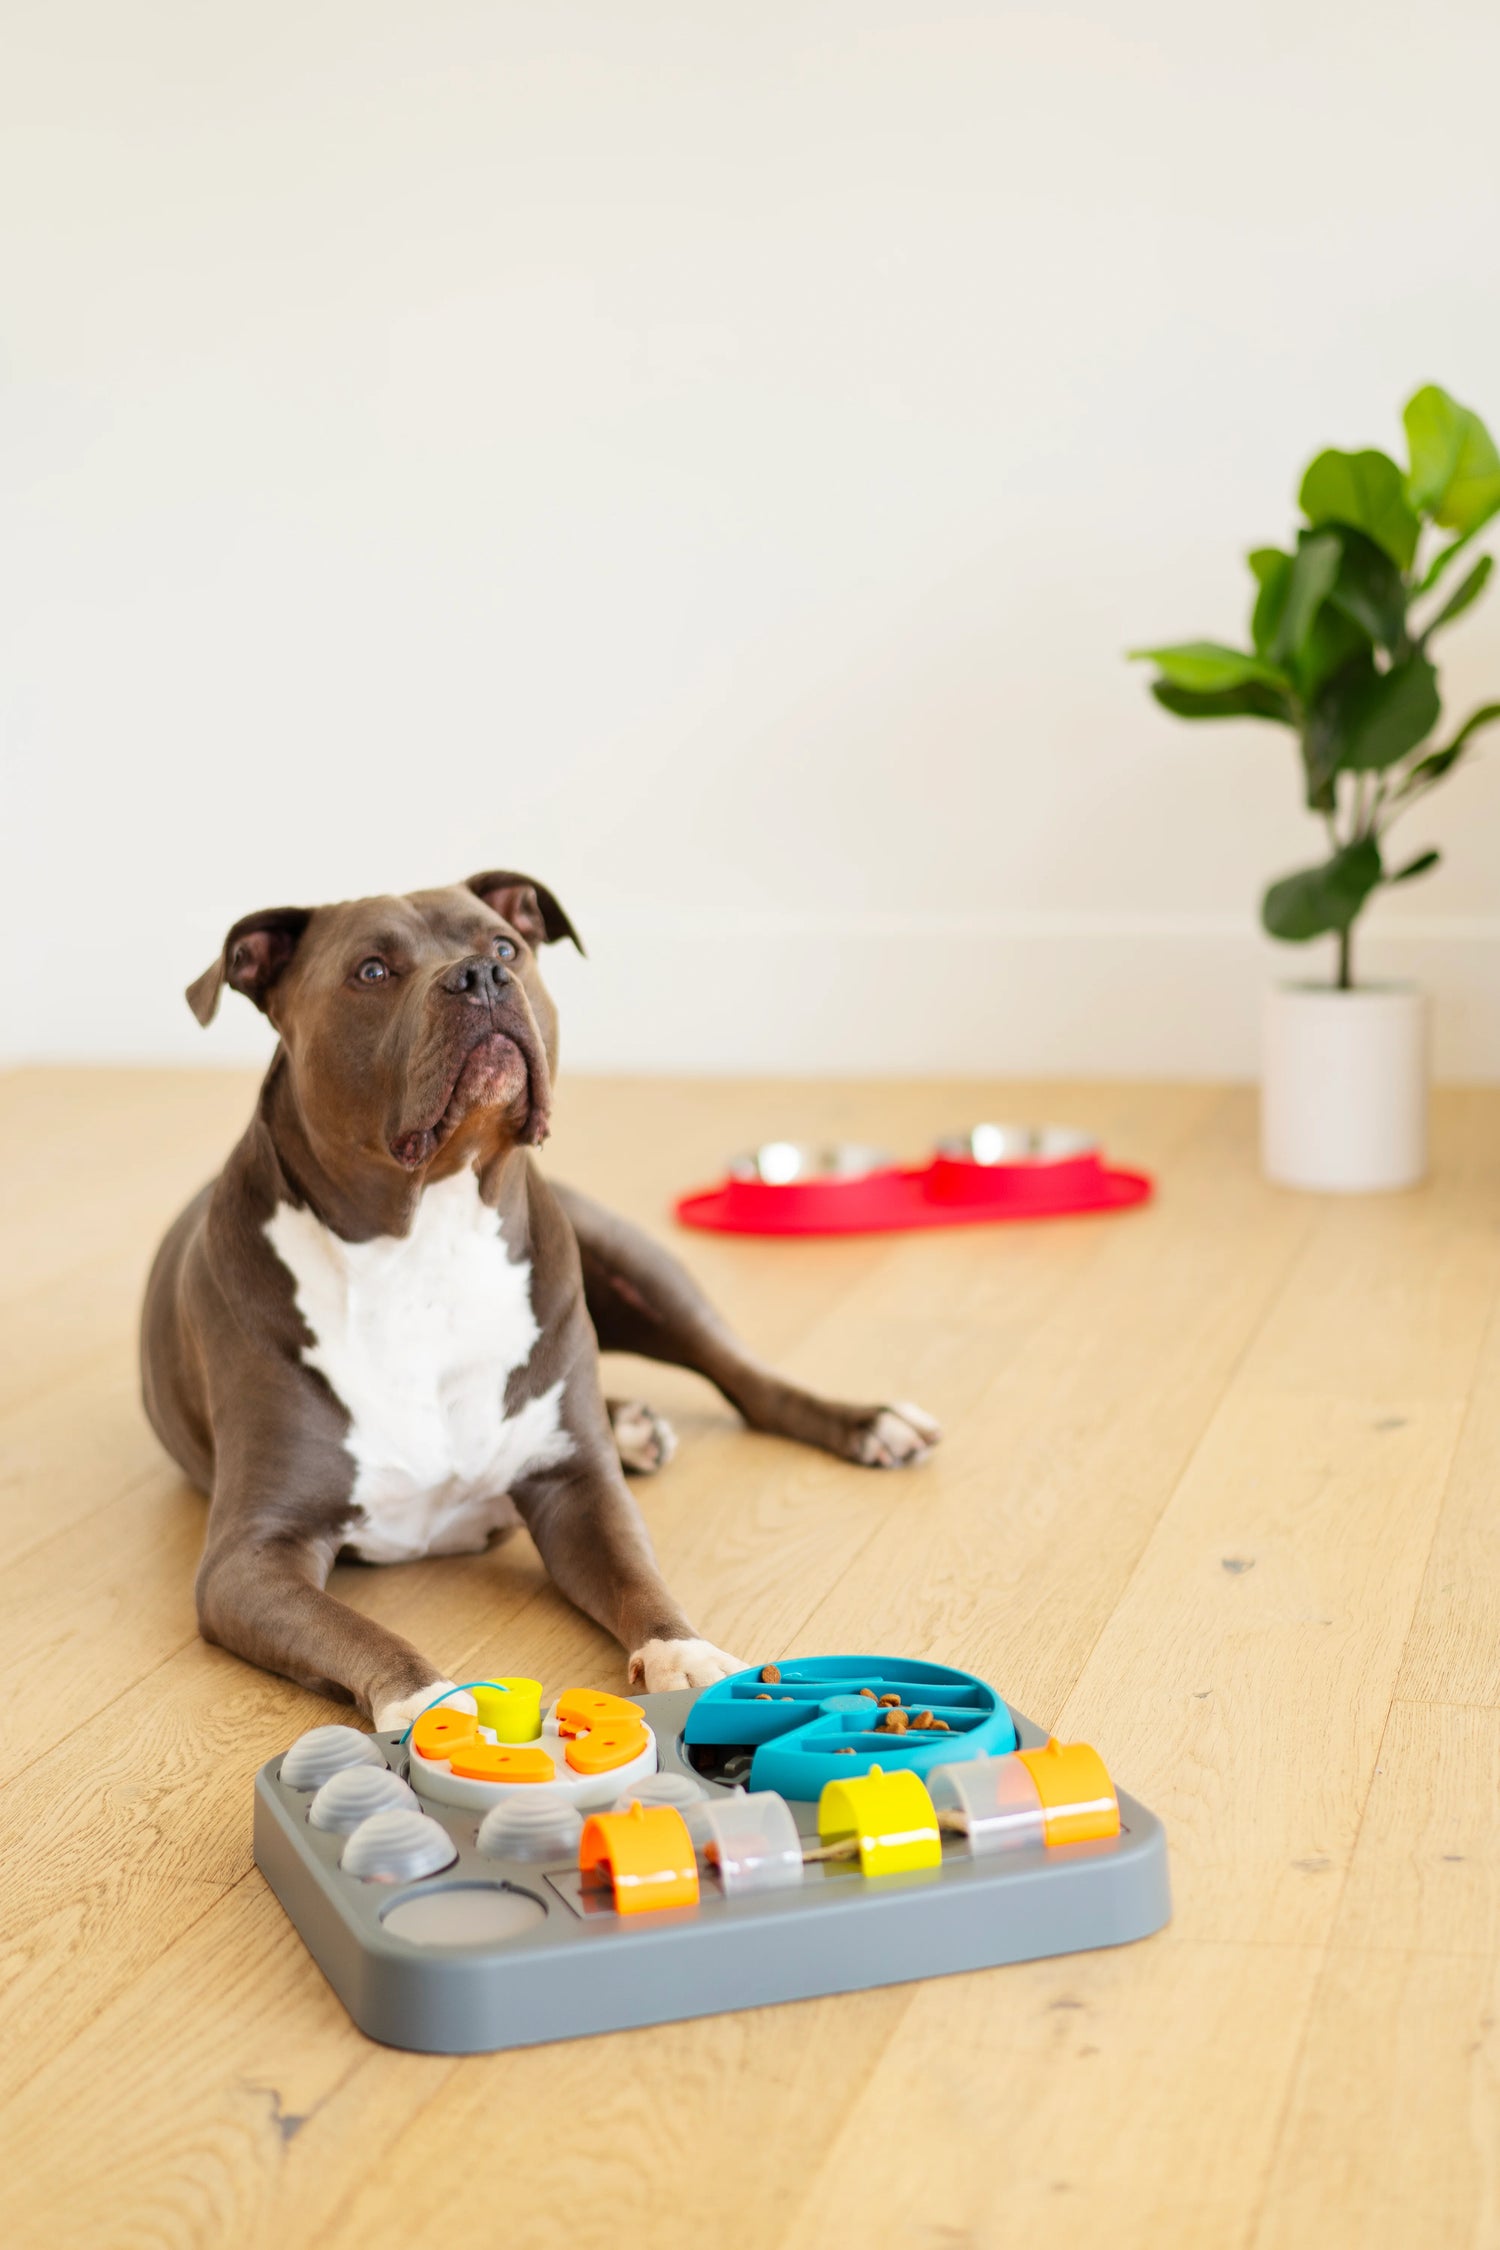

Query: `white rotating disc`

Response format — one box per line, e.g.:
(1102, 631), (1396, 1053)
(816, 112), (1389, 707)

(408, 1716), (658, 1813)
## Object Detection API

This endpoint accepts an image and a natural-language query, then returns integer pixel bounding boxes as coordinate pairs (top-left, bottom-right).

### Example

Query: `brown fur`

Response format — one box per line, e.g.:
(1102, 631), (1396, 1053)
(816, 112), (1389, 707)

(141, 871), (939, 1720)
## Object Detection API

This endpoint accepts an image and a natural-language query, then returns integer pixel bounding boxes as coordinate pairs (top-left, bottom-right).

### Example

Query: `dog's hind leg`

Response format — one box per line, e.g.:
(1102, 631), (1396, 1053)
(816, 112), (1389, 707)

(606, 1396), (677, 1474)
(556, 1184), (940, 1469)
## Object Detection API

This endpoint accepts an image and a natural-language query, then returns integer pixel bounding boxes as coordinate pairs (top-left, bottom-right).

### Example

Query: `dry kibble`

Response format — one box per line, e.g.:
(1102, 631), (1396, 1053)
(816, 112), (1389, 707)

(877, 1693), (902, 1708)
(754, 1693), (772, 1701)
(881, 1710), (910, 1733)
(911, 1710), (936, 1730)
(858, 1687), (878, 1700)
(834, 1746), (856, 1755)
(760, 1665), (781, 1684)
(932, 1718), (951, 1730)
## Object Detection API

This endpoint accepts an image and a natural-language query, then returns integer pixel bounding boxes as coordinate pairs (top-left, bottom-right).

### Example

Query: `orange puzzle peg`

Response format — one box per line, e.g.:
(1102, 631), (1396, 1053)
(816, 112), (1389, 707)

(410, 1705), (480, 1762)
(447, 1741), (556, 1784)
(578, 1802), (699, 1914)
(1015, 1739), (1120, 1846)
(564, 1717), (650, 1775)
(554, 1687), (646, 1740)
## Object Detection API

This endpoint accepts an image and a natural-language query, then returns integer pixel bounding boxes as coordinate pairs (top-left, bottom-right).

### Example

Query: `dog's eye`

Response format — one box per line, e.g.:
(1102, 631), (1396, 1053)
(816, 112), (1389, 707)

(491, 937), (517, 961)
(355, 958), (388, 985)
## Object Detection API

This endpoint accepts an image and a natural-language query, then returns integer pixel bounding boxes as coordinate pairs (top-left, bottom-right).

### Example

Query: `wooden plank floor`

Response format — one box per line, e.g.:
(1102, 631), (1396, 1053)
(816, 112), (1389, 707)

(3, 1066), (1498, 2250)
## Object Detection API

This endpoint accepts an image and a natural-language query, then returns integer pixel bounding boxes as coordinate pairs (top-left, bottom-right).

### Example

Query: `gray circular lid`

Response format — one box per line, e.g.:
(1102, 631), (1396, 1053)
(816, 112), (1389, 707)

(341, 1807), (458, 1882)
(613, 1769), (705, 1811)
(381, 1885), (547, 1947)
(308, 1763), (417, 1833)
(280, 1725), (385, 1791)
(477, 1791), (585, 1862)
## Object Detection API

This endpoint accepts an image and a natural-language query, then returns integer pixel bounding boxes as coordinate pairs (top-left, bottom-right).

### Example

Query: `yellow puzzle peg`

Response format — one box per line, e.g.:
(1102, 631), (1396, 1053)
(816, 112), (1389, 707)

(817, 1763), (942, 1878)
(471, 1678), (543, 1743)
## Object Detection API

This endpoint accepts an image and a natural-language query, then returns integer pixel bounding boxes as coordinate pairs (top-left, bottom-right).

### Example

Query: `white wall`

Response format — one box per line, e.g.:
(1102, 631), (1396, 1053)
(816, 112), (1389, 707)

(5, 0), (1500, 1078)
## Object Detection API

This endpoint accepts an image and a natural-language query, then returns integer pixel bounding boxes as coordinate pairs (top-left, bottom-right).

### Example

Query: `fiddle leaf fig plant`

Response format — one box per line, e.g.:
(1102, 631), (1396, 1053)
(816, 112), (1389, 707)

(1131, 384), (1500, 988)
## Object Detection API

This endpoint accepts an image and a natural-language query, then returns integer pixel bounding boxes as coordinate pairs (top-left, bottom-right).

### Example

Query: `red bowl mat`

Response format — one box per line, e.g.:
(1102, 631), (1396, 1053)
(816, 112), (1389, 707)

(674, 1162), (1152, 1236)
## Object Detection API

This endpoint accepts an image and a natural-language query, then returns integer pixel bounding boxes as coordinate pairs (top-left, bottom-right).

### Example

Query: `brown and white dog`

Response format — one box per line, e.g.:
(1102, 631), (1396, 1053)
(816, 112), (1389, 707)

(141, 870), (939, 1731)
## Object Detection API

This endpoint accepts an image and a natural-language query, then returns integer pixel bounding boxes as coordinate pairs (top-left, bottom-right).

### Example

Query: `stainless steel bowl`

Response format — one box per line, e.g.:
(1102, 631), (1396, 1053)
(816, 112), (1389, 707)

(728, 1141), (897, 1185)
(935, 1123), (1098, 1166)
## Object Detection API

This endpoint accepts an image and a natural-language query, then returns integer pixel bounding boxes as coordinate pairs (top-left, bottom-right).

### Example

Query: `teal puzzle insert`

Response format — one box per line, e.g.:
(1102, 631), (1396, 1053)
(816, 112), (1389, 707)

(684, 1655), (1018, 1796)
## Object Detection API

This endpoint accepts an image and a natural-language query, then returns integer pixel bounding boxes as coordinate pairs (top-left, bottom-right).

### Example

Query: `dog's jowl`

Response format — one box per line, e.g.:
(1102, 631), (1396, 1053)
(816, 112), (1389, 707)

(141, 870), (940, 1729)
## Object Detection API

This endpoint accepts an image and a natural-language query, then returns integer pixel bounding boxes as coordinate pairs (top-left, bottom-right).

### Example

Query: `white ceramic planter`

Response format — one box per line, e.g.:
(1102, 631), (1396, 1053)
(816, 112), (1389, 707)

(1261, 983), (1428, 1193)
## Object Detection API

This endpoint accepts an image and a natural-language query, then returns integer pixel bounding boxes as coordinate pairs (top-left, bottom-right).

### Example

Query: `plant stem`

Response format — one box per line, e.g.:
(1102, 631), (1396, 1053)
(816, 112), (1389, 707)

(1337, 923), (1353, 992)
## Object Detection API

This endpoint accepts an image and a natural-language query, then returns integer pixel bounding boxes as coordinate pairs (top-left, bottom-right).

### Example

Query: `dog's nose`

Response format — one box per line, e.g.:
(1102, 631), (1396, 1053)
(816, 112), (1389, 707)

(444, 954), (512, 1004)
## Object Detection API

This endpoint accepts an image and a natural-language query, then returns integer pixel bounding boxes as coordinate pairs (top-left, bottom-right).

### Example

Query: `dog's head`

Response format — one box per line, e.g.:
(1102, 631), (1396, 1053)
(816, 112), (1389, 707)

(187, 871), (582, 1171)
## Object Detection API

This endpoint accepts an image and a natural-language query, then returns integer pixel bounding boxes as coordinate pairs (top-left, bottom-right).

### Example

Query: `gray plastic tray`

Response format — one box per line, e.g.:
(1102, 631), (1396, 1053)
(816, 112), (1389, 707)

(253, 1692), (1171, 2053)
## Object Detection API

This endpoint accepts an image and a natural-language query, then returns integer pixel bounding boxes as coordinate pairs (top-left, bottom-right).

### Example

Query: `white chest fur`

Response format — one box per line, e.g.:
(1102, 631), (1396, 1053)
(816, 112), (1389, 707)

(264, 1167), (574, 1563)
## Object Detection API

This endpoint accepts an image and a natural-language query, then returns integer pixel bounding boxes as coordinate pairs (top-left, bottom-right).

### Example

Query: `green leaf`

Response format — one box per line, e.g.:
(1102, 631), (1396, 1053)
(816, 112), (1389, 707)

(1296, 600), (1368, 703)
(1399, 700), (1500, 790)
(1324, 527), (1407, 650)
(1150, 679), (1294, 724)
(1129, 641), (1290, 693)
(1262, 838), (1383, 942)
(1272, 532), (1341, 671)
(1303, 647), (1375, 807)
(1441, 419), (1500, 533)
(1338, 654), (1441, 771)
(1421, 552), (1492, 638)
(1388, 848), (1440, 883)
(1300, 448), (1420, 571)
(1404, 385), (1468, 514)
(1248, 548), (1293, 659)
(1405, 384), (1500, 534)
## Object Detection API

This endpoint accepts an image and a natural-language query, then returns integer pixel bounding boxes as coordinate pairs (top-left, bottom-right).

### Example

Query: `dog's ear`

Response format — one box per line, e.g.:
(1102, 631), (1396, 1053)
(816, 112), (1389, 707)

(186, 906), (314, 1025)
(465, 870), (584, 955)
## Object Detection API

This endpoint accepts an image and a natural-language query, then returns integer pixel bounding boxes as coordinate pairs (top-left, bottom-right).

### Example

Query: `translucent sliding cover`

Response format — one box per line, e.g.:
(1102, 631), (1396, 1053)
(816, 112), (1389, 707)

(928, 1755), (1046, 1854)
(688, 1791), (804, 1896)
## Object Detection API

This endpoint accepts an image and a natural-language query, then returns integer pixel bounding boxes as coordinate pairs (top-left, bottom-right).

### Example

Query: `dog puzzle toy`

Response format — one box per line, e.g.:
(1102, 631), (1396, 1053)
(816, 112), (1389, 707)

(674, 1127), (1152, 1236)
(253, 1655), (1170, 2053)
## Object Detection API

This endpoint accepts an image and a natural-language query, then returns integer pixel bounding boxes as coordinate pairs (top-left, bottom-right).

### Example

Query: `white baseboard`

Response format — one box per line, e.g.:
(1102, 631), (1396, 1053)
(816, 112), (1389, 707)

(9, 911), (1499, 1080)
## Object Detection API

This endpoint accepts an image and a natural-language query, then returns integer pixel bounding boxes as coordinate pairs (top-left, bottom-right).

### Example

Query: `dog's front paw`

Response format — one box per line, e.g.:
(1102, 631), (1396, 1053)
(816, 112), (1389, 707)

(372, 1680), (474, 1734)
(627, 1637), (746, 1693)
(850, 1401), (942, 1468)
(608, 1398), (678, 1475)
